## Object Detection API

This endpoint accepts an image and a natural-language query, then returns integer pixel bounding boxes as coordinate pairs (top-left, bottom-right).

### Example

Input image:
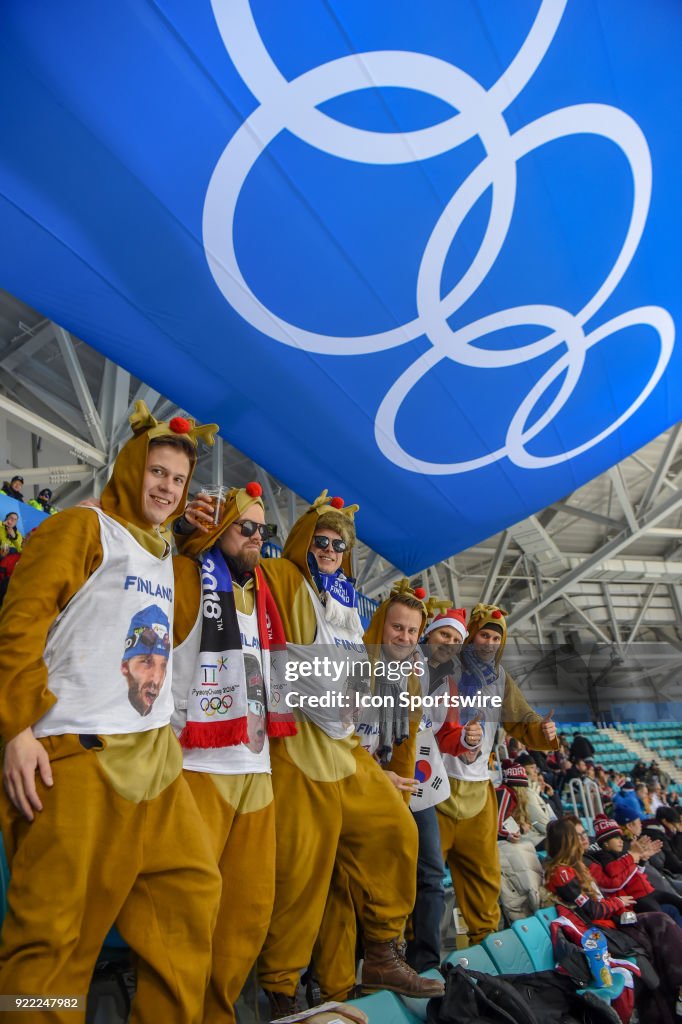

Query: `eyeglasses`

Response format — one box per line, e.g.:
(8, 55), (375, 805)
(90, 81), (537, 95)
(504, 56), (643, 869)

(129, 626), (170, 651)
(313, 535), (347, 553)
(234, 519), (276, 541)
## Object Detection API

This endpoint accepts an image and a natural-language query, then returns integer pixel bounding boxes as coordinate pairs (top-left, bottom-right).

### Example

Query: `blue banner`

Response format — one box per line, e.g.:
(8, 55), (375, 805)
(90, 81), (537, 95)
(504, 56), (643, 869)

(0, 1), (679, 571)
(0, 495), (48, 539)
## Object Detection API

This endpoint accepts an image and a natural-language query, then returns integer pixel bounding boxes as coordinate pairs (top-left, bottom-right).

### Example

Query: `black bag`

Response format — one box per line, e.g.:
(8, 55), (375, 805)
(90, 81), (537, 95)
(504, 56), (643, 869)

(427, 964), (621, 1024)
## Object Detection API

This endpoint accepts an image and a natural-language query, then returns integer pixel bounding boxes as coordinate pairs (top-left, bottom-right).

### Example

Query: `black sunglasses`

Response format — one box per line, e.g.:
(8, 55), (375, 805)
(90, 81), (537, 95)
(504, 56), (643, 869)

(313, 535), (347, 553)
(234, 519), (277, 541)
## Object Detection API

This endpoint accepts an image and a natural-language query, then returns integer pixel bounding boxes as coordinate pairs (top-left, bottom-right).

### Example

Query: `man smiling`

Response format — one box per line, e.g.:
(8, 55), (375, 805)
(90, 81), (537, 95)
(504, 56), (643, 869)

(0, 403), (221, 1023)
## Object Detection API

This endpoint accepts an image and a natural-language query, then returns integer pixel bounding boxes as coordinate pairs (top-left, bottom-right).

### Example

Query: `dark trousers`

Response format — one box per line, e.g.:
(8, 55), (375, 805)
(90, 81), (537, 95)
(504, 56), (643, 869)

(406, 805), (445, 971)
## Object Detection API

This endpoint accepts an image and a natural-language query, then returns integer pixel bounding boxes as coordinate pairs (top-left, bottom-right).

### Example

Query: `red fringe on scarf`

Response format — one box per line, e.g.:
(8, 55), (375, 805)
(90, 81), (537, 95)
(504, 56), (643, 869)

(267, 712), (297, 737)
(179, 717), (249, 749)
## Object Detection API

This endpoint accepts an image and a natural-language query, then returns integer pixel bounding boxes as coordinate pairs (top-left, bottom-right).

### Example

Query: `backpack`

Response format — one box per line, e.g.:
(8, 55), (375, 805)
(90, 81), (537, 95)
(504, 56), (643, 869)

(427, 963), (622, 1024)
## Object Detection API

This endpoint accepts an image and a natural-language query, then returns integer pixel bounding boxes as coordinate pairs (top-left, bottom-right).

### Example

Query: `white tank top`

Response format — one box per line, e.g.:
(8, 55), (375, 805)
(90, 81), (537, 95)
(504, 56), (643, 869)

(172, 593), (271, 774)
(34, 509), (175, 738)
(285, 579), (366, 739)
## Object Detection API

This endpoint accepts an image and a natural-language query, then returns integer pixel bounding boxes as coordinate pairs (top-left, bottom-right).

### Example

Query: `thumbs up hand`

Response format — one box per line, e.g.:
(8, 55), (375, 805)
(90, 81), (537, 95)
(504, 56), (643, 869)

(541, 708), (557, 744)
(464, 711), (484, 748)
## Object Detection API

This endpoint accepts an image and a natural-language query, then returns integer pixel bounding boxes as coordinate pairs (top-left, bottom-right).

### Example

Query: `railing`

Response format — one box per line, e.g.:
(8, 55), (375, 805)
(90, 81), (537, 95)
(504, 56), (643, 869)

(565, 777), (603, 821)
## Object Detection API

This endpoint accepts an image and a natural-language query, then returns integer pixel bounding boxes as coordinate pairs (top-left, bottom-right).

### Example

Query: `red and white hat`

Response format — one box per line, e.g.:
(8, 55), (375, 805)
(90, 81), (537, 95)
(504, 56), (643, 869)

(593, 814), (622, 843)
(424, 608), (468, 642)
(502, 763), (528, 787)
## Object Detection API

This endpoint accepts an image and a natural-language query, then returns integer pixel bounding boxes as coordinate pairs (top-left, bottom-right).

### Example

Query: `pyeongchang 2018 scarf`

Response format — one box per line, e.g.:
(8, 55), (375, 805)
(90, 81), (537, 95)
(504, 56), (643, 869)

(179, 545), (295, 748)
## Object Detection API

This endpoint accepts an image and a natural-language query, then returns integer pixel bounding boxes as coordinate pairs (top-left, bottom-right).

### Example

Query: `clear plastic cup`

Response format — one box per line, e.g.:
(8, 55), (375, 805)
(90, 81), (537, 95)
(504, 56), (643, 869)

(201, 486), (227, 525)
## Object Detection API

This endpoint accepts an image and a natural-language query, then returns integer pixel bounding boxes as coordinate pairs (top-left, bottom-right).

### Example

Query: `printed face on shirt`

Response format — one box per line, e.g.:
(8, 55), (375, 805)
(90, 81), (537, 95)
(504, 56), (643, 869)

(308, 527), (344, 575)
(426, 625), (463, 665)
(472, 627), (502, 662)
(382, 602), (423, 661)
(121, 653), (168, 716)
(141, 445), (191, 526)
(245, 654), (266, 753)
(219, 501), (264, 574)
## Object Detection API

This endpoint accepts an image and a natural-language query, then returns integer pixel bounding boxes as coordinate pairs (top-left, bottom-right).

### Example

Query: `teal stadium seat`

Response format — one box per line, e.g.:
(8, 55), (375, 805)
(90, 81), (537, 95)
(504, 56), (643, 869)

(512, 917), (556, 971)
(444, 944), (498, 973)
(482, 929), (534, 974)
(399, 969), (443, 1021)
(347, 989), (422, 1023)
(534, 905), (558, 933)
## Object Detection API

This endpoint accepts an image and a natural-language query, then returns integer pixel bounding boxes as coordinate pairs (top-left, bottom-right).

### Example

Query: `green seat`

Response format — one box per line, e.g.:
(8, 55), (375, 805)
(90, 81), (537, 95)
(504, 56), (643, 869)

(444, 944), (498, 974)
(348, 990), (422, 1023)
(482, 929), (534, 974)
(534, 906), (558, 934)
(512, 917), (556, 971)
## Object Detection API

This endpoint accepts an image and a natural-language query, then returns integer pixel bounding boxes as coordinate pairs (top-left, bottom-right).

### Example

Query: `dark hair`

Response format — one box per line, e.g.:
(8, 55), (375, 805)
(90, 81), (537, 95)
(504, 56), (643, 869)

(545, 818), (595, 893)
(388, 593), (425, 616)
(148, 435), (195, 461)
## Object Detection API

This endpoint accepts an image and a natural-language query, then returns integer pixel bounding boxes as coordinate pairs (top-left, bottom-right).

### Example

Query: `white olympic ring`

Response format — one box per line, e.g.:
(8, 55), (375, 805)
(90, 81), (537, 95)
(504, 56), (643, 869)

(203, 0), (674, 474)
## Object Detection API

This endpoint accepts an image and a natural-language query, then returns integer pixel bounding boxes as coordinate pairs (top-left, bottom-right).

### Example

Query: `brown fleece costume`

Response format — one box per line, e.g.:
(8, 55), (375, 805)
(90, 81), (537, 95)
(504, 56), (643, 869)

(173, 485), (279, 1024)
(0, 403), (221, 1024)
(312, 582), (427, 1000)
(256, 493), (419, 999)
(435, 603), (559, 944)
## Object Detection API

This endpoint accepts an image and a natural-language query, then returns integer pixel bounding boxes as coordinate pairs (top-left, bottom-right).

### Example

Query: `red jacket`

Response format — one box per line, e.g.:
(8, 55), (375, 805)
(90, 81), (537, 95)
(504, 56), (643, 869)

(588, 851), (654, 901)
(546, 864), (625, 929)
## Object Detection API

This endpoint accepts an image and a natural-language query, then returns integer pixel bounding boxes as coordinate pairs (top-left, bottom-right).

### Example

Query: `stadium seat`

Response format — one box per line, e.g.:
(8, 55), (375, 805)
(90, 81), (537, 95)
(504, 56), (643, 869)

(348, 989), (422, 1023)
(444, 944), (498, 973)
(482, 929), (534, 974)
(534, 905), (558, 933)
(512, 917), (556, 971)
(399, 969), (443, 1021)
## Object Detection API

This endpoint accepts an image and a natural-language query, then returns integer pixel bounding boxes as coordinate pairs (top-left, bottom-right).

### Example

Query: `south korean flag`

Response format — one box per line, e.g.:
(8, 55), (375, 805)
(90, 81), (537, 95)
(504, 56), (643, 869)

(409, 728), (448, 811)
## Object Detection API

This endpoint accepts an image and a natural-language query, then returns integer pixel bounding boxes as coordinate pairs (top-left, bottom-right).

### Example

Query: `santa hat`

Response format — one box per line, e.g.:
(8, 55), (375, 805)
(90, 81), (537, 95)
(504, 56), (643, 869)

(424, 608), (468, 642)
(502, 763), (528, 787)
(594, 814), (622, 843)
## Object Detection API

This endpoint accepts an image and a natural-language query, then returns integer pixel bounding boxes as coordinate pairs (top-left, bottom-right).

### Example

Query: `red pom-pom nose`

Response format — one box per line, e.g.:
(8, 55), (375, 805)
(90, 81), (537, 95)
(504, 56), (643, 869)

(413, 587), (426, 600)
(169, 416), (191, 434)
(491, 609), (503, 619)
(330, 496), (344, 509)
(245, 481), (262, 498)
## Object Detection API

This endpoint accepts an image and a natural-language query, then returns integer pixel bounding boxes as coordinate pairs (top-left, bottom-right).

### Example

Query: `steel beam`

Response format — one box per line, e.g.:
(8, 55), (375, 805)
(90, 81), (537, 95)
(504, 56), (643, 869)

(11, 464), (91, 485)
(54, 326), (107, 450)
(0, 393), (106, 467)
(479, 530), (510, 603)
(608, 466), (638, 532)
(509, 486), (682, 627)
(638, 423), (682, 514)
(625, 583), (658, 650)
(0, 321), (55, 372)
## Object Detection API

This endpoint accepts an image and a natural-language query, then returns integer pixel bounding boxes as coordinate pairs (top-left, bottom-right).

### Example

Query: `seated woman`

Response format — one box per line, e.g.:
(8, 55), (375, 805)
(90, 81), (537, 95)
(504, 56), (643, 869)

(545, 817), (682, 1024)
(496, 762), (546, 920)
(0, 511), (22, 555)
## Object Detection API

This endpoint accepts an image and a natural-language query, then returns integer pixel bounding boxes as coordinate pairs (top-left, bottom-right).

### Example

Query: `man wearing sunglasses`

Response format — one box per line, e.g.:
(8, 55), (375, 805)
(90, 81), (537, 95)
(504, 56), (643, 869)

(246, 491), (444, 1014)
(173, 482), (292, 1024)
(0, 404), (221, 1022)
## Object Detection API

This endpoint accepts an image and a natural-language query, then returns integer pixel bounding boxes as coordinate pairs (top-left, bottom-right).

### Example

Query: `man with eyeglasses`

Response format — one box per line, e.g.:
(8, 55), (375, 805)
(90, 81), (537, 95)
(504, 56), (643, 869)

(173, 482), (293, 1024)
(0, 404), (222, 1022)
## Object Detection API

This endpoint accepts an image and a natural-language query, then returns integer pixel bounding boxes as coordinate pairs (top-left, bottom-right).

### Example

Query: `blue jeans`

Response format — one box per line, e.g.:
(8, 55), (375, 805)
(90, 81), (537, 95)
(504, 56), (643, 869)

(406, 806), (445, 971)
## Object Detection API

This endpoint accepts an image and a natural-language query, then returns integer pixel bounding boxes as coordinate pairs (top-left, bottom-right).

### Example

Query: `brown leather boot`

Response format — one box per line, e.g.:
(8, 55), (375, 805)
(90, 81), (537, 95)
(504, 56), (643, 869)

(264, 989), (302, 1019)
(361, 939), (445, 997)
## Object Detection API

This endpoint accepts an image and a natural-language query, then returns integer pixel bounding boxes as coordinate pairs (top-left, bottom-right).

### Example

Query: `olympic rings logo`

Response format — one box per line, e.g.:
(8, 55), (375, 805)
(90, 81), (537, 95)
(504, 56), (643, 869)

(200, 695), (233, 716)
(203, 0), (674, 475)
